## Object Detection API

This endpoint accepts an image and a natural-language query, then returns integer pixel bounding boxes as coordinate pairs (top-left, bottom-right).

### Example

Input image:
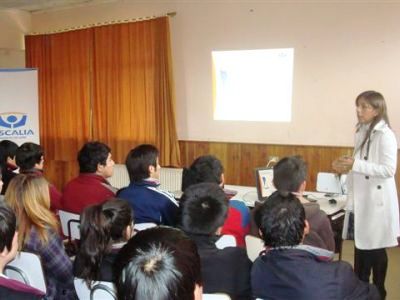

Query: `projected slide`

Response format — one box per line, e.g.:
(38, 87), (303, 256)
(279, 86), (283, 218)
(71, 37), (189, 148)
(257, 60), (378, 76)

(212, 48), (294, 122)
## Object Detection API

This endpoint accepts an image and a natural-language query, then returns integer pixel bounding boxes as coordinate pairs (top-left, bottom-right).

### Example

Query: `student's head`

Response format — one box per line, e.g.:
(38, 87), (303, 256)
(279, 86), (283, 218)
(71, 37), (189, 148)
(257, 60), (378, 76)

(125, 144), (160, 182)
(15, 142), (44, 171)
(180, 182), (228, 235)
(355, 90), (389, 126)
(76, 198), (134, 285)
(0, 203), (18, 268)
(257, 191), (309, 248)
(115, 227), (202, 300)
(0, 140), (18, 168)
(181, 155), (224, 191)
(5, 174), (58, 248)
(273, 156), (307, 193)
(78, 141), (114, 178)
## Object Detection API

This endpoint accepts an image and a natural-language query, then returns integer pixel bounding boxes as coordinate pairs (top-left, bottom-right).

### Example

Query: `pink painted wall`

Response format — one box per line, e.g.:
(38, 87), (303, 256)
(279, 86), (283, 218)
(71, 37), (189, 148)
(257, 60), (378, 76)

(29, 1), (400, 147)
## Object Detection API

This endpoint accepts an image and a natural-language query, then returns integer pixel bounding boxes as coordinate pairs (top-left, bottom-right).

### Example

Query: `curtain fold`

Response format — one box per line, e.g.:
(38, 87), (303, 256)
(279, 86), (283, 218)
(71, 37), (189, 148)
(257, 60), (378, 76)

(25, 29), (93, 161)
(153, 17), (181, 166)
(92, 17), (180, 166)
(25, 17), (180, 189)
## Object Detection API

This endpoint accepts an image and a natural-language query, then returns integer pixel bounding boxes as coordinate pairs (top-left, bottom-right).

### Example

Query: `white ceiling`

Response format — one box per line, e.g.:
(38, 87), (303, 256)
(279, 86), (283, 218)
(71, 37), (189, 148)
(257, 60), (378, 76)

(0, 0), (388, 13)
(0, 0), (119, 13)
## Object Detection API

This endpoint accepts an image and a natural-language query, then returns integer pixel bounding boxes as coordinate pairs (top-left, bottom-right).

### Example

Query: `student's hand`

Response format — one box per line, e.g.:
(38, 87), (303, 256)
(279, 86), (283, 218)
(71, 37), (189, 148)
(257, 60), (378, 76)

(332, 156), (354, 174)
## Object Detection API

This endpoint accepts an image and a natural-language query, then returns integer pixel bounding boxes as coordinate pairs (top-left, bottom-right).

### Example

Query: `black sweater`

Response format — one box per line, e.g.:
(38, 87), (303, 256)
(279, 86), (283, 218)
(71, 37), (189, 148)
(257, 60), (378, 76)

(188, 233), (252, 300)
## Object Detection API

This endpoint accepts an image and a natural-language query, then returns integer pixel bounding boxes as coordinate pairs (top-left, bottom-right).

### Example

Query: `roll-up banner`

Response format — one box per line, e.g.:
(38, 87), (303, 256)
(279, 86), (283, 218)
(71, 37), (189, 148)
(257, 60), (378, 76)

(0, 69), (39, 145)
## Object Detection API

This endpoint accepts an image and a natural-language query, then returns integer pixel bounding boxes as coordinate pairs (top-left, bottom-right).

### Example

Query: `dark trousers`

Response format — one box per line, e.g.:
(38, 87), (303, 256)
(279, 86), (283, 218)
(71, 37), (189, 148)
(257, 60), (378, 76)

(354, 247), (387, 299)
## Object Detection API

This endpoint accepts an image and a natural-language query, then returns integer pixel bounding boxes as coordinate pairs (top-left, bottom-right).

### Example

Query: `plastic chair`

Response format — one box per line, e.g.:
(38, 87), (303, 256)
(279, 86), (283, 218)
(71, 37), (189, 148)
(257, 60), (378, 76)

(215, 235), (236, 249)
(203, 293), (231, 300)
(4, 251), (47, 294)
(134, 223), (157, 232)
(74, 277), (117, 300)
(245, 235), (264, 262)
(59, 210), (81, 241)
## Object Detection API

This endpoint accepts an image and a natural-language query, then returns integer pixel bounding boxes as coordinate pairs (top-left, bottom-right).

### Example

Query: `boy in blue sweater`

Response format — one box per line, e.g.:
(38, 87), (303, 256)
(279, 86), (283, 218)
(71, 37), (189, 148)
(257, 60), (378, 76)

(118, 144), (178, 226)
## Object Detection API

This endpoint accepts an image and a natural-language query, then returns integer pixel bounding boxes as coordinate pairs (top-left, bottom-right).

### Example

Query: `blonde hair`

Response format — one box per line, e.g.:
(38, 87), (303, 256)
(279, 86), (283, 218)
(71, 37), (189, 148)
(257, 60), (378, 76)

(5, 174), (58, 249)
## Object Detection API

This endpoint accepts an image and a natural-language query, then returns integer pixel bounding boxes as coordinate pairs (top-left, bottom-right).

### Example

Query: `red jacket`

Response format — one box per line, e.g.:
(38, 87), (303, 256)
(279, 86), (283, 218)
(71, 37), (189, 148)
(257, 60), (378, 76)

(61, 173), (116, 214)
(221, 199), (251, 247)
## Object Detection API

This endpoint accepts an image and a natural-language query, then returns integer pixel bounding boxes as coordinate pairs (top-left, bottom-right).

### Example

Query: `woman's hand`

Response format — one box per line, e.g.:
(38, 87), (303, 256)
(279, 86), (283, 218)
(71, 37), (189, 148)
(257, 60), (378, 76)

(332, 156), (354, 174)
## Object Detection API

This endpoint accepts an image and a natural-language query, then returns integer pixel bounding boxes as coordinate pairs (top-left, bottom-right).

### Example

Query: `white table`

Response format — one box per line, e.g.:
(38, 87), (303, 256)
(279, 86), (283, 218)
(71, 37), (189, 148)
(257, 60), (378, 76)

(225, 184), (346, 216)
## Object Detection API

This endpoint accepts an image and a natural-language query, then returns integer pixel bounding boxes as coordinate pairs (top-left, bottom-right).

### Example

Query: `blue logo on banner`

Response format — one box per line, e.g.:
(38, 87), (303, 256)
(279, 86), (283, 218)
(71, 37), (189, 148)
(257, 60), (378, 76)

(0, 112), (34, 138)
(0, 113), (27, 128)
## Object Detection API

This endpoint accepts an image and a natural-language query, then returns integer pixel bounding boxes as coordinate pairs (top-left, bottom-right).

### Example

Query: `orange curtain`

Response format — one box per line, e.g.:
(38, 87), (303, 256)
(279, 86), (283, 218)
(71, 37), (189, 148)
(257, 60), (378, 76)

(25, 29), (93, 188)
(92, 17), (180, 165)
(26, 29), (93, 160)
(25, 17), (180, 188)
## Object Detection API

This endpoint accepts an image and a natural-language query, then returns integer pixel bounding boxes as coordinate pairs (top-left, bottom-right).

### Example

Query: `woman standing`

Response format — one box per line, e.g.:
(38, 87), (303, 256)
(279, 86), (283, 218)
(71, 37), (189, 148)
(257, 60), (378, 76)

(333, 91), (399, 299)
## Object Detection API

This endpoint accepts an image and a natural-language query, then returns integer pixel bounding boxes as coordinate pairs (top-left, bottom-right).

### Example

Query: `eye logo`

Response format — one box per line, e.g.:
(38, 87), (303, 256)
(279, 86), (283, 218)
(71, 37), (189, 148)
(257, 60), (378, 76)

(0, 113), (28, 129)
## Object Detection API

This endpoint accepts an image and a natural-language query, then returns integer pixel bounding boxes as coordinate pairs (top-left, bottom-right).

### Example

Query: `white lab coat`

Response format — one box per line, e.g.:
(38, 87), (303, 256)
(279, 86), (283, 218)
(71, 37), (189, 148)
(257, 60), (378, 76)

(345, 120), (400, 250)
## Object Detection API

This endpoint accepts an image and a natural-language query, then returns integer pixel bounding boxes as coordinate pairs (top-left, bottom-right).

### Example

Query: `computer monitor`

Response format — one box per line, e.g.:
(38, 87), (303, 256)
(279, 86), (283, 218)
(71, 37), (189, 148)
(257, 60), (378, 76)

(255, 167), (276, 201)
(316, 172), (347, 195)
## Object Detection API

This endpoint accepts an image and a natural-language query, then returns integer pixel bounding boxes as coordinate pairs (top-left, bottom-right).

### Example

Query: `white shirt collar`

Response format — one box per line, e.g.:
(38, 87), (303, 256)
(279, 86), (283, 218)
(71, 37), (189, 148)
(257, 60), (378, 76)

(372, 119), (387, 132)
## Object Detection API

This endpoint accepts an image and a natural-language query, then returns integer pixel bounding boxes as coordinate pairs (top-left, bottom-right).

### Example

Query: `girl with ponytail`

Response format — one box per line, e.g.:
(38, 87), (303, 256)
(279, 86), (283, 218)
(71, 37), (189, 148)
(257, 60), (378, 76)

(73, 198), (133, 285)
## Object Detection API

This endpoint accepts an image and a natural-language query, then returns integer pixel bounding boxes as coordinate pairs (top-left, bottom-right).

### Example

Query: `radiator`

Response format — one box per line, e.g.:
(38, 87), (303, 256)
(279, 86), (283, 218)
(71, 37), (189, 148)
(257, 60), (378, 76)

(109, 164), (183, 192)
(159, 167), (183, 192)
(108, 164), (130, 189)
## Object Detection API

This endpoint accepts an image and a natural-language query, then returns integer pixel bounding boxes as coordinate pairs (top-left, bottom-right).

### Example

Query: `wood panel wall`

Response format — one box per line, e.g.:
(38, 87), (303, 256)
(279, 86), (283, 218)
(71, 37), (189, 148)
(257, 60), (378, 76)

(178, 140), (400, 192)
(44, 140), (400, 194)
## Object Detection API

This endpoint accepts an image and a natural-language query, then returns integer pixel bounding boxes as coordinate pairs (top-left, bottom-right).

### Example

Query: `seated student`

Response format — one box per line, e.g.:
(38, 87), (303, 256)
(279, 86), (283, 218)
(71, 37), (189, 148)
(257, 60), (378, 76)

(0, 140), (18, 195)
(271, 156), (335, 251)
(5, 174), (77, 299)
(74, 198), (133, 284)
(114, 226), (202, 300)
(0, 203), (45, 300)
(62, 141), (117, 214)
(15, 142), (62, 211)
(252, 191), (380, 300)
(180, 183), (252, 300)
(182, 155), (250, 247)
(118, 144), (178, 226)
